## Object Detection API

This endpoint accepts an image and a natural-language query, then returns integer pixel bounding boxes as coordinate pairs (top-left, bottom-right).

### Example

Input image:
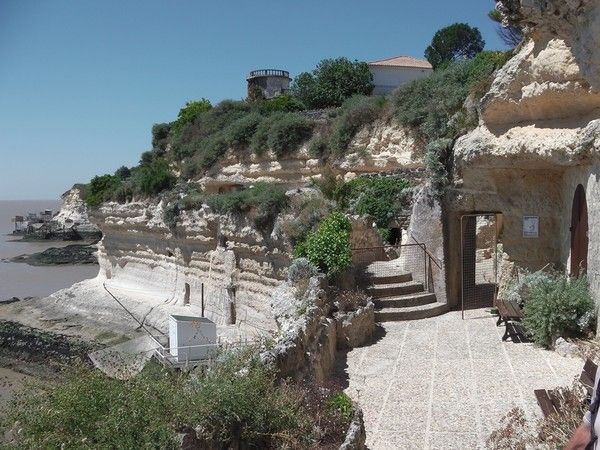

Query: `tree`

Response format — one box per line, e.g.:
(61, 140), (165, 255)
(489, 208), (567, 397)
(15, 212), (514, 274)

(114, 166), (131, 179)
(488, 9), (523, 47)
(425, 23), (485, 69)
(172, 98), (212, 132)
(291, 57), (374, 109)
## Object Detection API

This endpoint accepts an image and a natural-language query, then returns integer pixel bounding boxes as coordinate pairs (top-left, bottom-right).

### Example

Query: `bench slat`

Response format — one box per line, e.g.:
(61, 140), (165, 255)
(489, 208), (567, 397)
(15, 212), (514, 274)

(506, 301), (523, 318)
(535, 389), (558, 418)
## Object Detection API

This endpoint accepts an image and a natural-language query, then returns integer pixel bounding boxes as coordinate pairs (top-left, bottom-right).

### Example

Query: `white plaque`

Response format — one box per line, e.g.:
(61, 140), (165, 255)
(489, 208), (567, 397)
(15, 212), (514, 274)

(523, 216), (539, 238)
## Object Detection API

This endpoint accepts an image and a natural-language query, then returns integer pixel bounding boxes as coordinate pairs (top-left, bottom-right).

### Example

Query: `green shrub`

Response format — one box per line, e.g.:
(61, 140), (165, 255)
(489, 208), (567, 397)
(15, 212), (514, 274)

(171, 98), (212, 132)
(327, 392), (354, 420)
(250, 113), (313, 157)
(257, 95), (306, 113)
(206, 183), (288, 232)
(335, 176), (410, 242)
(3, 363), (182, 449)
(308, 134), (328, 158)
(393, 50), (511, 141)
(291, 57), (374, 108)
(198, 133), (228, 170)
(171, 100), (251, 162)
(151, 122), (171, 151)
(223, 112), (263, 147)
(267, 113), (313, 157)
(133, 158), (176, 196)
(425, 138), (454, 195)
(295, 212), (352, 276)
(184, 352), (311, 448)
(250, 113), (281, 156)
(329, 95), (385, 156)
(522, 274), (595, 348)
(114, 165), (131, 180)
(280, 194), (333, 246)
(4, 354), (315, 449)
(85, 174), (122, 207)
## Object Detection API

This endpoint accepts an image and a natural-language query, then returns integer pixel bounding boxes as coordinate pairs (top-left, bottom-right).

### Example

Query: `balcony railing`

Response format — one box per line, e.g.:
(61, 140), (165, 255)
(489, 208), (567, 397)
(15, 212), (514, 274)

(248, 69), (289, 79)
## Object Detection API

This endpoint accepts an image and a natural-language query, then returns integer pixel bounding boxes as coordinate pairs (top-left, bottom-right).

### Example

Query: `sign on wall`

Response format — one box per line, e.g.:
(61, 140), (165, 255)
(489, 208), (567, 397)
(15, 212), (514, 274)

(523, 216), (539, 238)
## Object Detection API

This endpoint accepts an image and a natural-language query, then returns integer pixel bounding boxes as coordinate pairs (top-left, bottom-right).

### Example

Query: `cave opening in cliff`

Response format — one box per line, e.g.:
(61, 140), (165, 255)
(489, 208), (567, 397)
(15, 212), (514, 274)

(460, 213), (501, 318)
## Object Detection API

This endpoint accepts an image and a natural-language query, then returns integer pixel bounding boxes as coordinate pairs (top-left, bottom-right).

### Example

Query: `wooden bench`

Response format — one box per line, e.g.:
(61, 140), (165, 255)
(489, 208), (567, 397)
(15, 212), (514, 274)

(495, 298), (524, 341)
(534, 358), (597, 417)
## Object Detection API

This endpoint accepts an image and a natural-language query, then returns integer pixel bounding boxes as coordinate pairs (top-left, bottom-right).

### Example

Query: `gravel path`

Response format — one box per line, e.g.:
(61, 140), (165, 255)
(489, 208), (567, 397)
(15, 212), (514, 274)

(343, 309), (583, 449)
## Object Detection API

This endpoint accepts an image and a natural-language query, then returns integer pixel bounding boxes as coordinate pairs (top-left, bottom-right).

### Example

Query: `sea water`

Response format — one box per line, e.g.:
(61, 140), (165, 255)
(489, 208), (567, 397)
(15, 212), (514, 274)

(0, 200), (98, 300)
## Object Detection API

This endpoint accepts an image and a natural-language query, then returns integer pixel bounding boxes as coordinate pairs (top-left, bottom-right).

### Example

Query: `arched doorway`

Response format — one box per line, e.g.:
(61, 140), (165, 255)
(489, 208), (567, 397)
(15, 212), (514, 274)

(570, 184), (589, 277)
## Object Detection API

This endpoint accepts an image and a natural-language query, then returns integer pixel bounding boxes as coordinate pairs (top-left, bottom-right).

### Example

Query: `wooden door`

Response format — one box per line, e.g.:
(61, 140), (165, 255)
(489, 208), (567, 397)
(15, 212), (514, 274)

(570, 184), (589, 277)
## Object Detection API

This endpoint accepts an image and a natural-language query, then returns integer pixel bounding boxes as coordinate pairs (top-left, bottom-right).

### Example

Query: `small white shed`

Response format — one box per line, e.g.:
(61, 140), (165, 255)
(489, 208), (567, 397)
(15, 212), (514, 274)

(168, 315), (217, 363)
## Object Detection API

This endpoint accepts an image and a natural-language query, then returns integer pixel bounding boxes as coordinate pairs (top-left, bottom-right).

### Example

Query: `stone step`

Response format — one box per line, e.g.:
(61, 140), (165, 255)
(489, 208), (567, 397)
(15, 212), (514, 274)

(362, 272), (413, 285)
(373, 292), (437, 308)
(374, 303), (449, 322)
(366, 280), (424, 298)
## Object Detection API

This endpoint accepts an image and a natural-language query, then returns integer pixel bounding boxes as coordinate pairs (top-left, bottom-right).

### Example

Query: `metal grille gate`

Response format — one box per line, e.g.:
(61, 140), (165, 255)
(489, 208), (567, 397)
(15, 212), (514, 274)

(461, 214), (498, 318)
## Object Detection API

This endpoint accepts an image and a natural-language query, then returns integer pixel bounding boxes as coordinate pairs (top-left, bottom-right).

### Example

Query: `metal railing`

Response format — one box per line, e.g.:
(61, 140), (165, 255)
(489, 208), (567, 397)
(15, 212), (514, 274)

(149, 334), (254, 370)
(248, 69), (289, 78)
(352, 238), (442, 292)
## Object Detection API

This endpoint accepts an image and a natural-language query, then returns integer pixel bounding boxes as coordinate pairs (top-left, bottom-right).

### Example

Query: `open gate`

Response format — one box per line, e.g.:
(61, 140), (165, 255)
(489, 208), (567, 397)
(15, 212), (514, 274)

(461, 213), (499, 318)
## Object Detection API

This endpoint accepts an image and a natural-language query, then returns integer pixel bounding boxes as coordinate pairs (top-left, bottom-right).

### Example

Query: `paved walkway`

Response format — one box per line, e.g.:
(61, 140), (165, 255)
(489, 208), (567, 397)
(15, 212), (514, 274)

(343, 309), (584, 449)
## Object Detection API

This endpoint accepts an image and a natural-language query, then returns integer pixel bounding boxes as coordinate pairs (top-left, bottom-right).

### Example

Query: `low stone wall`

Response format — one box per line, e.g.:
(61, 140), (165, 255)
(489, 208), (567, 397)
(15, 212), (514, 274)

(261, 275), (375, 383)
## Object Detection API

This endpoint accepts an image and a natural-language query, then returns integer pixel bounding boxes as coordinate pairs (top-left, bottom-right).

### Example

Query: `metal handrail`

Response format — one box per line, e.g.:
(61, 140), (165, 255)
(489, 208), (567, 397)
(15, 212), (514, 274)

(410, 234), (443, 269)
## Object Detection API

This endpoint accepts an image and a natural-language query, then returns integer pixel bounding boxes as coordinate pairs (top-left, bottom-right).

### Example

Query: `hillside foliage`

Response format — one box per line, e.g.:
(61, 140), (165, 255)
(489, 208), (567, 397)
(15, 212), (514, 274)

(291, 57), (374, 109)
(3, 352), (353, 449)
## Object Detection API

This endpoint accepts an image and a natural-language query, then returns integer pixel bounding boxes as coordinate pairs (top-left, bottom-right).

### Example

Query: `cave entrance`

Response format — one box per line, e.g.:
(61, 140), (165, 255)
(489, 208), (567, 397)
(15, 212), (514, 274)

(570, 184), (588, 278)
(460, 213), (500, 319)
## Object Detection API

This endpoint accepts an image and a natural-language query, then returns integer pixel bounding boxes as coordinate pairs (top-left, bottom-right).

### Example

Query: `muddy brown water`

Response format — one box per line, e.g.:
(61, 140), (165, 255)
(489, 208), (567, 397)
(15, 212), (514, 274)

(0, 200), (99, 299)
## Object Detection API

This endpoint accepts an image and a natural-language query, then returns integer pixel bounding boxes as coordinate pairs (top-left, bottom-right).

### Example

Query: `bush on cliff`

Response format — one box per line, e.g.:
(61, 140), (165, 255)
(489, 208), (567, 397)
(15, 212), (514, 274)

(335, 175), (410, 242)
(295, 212), (352, 276)
(392, 50), (511, 141)
(266, 113), (313, 157)
(85, 174), (122, 207)
(256, 94), (306, 114)
(328, 95), (386, 156)
(171, 98), (212, 133)
(206, 182), (289, 232)
(133, 158), (177, 196)
(171, 100), (251, 161)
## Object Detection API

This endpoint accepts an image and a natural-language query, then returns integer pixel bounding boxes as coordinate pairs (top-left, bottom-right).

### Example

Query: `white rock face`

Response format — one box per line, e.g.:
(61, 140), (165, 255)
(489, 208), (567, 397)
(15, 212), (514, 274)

(53, 186), (97, 228)
(91, 200), (290, 334)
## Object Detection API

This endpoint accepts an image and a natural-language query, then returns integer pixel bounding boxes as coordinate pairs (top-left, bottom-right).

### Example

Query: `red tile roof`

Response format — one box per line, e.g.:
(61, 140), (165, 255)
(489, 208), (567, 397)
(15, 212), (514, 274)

(368, 56), (433, 69)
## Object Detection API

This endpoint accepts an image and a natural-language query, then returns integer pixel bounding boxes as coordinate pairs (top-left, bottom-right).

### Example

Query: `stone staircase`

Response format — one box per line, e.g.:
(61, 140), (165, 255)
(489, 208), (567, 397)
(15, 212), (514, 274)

(361, 261), (448, 322)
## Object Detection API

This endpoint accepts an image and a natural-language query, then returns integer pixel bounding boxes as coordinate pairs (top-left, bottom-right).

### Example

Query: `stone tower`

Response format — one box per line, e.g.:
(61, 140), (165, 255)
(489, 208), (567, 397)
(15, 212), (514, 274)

(246, 69), (291, 101)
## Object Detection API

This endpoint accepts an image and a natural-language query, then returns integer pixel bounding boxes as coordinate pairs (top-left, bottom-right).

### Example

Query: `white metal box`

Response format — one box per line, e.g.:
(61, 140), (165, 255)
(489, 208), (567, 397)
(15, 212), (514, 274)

(168, 315), (217, 363)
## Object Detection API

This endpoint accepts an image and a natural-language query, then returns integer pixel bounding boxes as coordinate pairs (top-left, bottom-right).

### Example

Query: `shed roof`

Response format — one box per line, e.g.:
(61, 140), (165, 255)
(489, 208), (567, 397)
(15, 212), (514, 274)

(368, 56), (433, 69)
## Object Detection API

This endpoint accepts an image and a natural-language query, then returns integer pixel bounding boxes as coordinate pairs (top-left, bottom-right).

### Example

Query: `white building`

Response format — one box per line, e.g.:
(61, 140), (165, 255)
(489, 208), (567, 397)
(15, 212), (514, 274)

(368, 56), (433, 95)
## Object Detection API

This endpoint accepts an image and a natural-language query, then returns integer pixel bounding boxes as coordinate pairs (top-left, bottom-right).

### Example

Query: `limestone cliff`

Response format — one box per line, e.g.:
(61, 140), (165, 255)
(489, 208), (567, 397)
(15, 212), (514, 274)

(92, 199), (290, 333)
(193, 118), (425, 192)
(442, 0), (600, 305)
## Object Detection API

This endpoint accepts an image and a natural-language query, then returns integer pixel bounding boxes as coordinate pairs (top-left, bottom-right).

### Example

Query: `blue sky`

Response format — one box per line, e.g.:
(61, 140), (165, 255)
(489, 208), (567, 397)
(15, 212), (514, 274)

(0, 0), (505, 200)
